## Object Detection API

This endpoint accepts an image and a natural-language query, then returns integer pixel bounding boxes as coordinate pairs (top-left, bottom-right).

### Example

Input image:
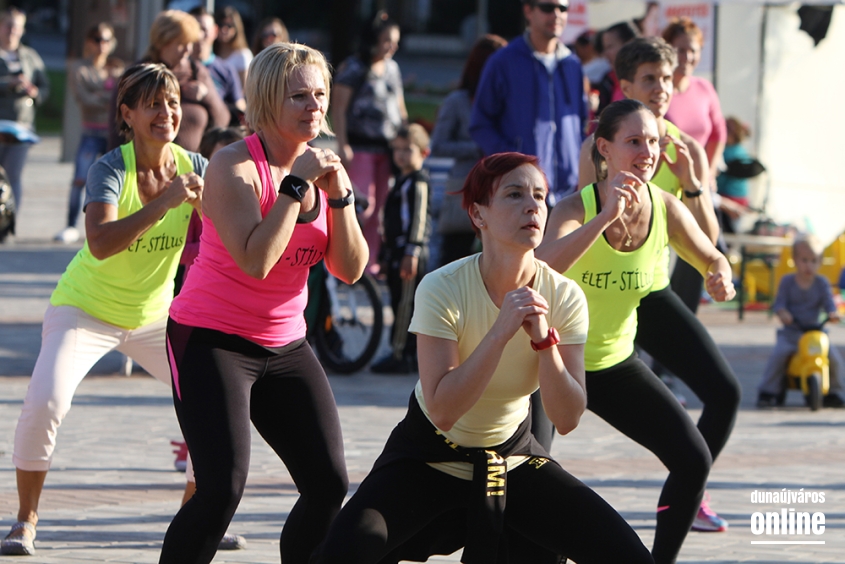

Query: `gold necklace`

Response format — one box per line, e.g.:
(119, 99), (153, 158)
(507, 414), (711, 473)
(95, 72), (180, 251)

(617, 217), (633, 247)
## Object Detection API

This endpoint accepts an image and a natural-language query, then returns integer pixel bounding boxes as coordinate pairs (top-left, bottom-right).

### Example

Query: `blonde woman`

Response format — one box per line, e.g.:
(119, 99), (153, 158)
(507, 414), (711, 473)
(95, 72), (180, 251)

(160, 43), (367, 564)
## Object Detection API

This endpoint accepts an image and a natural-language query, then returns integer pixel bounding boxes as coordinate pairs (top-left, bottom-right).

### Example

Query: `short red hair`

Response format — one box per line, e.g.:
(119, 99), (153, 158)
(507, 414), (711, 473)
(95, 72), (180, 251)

(460, 152), (546, 234)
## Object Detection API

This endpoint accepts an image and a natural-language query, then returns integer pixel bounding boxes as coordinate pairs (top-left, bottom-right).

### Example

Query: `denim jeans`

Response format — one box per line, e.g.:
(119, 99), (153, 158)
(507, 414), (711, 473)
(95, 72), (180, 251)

(67, 133), (108, 227)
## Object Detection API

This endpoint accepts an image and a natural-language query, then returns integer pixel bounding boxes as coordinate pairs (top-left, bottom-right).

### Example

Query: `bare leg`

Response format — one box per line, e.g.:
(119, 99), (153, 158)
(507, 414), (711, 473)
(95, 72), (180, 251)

(15, 468), (47, 525)
(181, 481), (196, 507)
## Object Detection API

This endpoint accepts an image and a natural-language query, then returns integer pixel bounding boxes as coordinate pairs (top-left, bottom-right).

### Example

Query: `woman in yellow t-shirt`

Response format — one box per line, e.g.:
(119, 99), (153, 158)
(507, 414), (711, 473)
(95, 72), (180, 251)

(313, 153), (653, 564)
(536, 99), (734, 564)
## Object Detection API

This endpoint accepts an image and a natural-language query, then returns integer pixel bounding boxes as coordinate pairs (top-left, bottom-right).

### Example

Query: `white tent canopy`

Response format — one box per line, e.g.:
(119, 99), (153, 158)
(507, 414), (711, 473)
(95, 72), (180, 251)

(583, 1), (844, 245)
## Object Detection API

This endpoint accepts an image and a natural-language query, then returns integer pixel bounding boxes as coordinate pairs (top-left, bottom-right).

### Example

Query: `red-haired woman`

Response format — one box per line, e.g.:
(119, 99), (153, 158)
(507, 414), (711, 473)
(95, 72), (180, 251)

(313, 153), (653, 564)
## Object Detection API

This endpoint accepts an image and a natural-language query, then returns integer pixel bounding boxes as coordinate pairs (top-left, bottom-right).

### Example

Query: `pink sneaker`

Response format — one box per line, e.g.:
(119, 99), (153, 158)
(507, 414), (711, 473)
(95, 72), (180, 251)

(691, 492), (728, 532)
(171, 440), (188, 472)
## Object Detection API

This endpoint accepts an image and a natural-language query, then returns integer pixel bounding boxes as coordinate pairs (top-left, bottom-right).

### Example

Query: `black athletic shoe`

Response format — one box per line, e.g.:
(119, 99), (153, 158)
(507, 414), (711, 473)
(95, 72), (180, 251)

(756, 392), (781, 408)
(370, 354), (416, 374)
(822, 393), (845, 408)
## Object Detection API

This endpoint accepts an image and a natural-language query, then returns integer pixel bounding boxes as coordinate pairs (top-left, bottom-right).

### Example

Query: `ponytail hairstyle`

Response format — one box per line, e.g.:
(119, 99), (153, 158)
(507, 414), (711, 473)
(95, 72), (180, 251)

(591, 99), (650, 181)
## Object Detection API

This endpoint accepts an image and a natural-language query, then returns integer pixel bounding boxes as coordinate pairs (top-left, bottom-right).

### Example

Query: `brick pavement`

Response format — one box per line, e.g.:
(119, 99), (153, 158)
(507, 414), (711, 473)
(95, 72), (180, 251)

(1, 138), (844, 562)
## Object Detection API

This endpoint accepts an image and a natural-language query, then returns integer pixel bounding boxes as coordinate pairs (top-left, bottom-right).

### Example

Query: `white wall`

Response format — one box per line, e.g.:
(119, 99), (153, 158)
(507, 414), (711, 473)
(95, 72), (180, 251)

(756, 6), (845, 244)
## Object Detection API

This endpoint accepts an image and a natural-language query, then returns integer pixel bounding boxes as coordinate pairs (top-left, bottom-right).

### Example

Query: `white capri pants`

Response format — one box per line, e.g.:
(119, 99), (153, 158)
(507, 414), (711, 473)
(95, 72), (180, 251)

(13, 304), (174, 472)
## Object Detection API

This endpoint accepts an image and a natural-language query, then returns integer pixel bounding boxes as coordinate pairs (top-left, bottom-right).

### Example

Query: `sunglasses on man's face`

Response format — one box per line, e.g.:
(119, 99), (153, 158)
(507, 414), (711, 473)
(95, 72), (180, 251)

(92, 36), (112, 43)
(536, 2), (568, 14)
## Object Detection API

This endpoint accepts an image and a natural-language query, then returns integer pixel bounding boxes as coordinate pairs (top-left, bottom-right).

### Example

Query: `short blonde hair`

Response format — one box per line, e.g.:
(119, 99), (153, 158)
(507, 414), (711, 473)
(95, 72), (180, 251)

(244, 42), (332, 135)
(146, 10), (201, 62)
(115, 63), (181, 140)
(793, 233), (824, 258)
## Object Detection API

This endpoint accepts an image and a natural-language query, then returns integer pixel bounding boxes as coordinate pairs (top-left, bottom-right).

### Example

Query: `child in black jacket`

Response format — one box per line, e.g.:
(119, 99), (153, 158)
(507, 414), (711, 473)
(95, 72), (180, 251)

(372, 124), (431, 374)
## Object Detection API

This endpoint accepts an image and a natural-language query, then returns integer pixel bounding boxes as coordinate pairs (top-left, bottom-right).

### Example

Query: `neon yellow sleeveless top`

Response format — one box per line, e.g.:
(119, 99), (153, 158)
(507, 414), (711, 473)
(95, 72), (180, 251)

(649, 119), (681, 290)
(564, 183), (669, 371)
(51, 142), (195, 329)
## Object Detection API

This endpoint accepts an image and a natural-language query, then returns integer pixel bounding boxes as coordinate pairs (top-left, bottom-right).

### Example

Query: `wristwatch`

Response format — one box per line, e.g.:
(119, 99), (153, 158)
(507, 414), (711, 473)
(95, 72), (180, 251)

(279, 175), (309, 202)
(683, 183), (704, 198)
(530, 327), (561, 352)
(328, 189), (355, 209)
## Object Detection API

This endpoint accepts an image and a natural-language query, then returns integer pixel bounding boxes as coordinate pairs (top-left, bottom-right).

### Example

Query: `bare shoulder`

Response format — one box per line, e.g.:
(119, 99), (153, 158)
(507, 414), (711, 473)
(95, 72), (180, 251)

(580, 133), (594, 154)
(207, 141), (257, 180)
(204, 140), (261, 197)
(548, 189), (586, 229)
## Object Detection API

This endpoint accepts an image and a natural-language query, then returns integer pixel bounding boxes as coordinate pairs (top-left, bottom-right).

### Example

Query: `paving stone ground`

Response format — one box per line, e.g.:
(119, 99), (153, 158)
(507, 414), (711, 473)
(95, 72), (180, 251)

(1, 138), (844, 563)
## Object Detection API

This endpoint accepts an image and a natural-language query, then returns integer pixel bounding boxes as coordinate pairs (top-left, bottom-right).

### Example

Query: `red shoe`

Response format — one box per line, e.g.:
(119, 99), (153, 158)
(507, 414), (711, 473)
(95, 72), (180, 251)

(171, 440), (188, 472)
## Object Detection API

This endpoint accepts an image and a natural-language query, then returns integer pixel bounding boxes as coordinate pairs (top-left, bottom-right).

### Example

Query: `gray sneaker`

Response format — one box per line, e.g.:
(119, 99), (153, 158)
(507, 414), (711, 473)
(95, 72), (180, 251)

(218, 533), (247, 550)
(1, 521), (36, 555)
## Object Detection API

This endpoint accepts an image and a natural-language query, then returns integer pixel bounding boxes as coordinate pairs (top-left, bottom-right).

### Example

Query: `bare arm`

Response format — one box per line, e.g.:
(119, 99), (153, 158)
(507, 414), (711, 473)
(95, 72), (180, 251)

(204, 144), (341, 279)
(330, 84), (354, 166)
(705, 137), (725, 189)
(536, 173), (644, 273)
(665, 131), (720, 244)
(539, 343), (586, 435)
(85, 172), (203, 260)
(577, 134), (596, 191)
(321, 165), (368, 284)
(663, 192), (735, 302)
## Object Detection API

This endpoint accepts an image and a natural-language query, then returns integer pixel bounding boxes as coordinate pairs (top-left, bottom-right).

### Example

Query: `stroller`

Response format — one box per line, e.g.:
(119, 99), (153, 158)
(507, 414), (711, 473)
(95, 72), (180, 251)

(0, 165), (15, 243)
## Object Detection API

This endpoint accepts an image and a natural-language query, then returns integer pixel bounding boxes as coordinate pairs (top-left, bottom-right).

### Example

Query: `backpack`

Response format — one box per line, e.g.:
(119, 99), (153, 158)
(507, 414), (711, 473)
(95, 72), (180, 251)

(0, 166), (16, 242)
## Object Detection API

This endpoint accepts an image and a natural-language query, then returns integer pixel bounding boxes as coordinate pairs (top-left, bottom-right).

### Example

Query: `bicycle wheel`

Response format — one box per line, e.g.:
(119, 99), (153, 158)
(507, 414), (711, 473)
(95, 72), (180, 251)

(314, 272), (384, 374)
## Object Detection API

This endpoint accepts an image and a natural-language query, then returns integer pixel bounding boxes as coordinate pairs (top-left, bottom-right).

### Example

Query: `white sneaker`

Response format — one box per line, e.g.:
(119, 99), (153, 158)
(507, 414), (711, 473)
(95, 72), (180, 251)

(54, 226), (80, 244)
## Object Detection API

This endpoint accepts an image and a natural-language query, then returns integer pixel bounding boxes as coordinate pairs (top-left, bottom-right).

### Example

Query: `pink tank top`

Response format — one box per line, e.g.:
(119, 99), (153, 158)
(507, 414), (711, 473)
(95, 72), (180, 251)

(170, 134), (329, 347)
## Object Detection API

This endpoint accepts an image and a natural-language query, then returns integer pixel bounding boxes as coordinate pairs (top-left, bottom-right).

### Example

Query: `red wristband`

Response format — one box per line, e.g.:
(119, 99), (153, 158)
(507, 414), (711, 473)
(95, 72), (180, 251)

(530, 327), (560, 351)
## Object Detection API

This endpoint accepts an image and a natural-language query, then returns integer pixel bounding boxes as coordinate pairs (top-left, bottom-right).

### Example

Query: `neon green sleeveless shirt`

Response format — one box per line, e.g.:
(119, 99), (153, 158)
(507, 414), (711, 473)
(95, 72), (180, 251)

(51, 142), (195, 329)
(564, 183), (669, 371)
(649, 119), (681, 290)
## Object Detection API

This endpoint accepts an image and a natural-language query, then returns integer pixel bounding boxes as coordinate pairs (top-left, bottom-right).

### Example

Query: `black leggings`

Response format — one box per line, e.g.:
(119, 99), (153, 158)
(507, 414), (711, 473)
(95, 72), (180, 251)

(312, 457), (653, 564)
(586, 354), (711, 564)
(159, 321), (348, 564)
(636, 287), (741, 461)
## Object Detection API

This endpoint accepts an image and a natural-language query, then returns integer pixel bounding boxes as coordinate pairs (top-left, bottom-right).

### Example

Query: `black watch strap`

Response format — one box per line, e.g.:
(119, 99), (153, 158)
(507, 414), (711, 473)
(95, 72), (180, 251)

(683, 184), (704, 198)
(279, 175), (309, 202)
(328, 189), (355, 209)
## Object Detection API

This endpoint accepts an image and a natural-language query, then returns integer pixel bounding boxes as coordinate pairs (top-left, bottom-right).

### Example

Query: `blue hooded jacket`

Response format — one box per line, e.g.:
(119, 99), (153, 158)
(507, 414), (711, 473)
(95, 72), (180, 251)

(470, 34), (587, 205)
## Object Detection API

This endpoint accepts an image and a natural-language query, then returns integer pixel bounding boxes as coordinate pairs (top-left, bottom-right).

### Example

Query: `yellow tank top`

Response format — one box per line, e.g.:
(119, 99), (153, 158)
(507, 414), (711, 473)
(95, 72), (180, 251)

(649, 119), (681, 290)
(564, 183), (669, 371)
(51, 142), (195, 329)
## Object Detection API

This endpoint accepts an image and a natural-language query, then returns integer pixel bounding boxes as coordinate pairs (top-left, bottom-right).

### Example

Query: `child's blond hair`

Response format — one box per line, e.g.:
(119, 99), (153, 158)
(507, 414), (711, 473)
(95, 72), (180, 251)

(793, 233), (824, 258)
(394, 123), (430, 152)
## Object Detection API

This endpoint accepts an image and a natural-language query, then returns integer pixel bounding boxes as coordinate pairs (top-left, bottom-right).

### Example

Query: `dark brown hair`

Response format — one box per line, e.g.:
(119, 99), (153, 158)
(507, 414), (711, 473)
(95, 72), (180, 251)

(459, 34), (507, 99)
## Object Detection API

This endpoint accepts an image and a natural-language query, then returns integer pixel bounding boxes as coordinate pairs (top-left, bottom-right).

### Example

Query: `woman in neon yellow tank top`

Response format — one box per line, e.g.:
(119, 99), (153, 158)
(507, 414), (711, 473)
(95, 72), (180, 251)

(536, 99), (734, 564)
(571, 37), (742, 535)
(1, 64), (206, 557)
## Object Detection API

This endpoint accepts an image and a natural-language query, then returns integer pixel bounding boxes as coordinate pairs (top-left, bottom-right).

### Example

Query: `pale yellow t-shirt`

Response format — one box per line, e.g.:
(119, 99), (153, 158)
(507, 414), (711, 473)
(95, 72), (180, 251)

(408, 254), (588, 478)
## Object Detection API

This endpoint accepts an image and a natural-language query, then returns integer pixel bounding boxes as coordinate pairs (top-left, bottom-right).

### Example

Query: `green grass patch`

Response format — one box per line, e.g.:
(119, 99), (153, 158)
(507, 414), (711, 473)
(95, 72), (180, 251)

(35, 69), (66, 134)
(405, 95), (443, 129)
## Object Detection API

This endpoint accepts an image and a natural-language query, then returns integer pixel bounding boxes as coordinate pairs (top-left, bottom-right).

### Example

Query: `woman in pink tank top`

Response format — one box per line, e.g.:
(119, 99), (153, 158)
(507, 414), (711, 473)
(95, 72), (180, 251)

(161, 43), (368, 564)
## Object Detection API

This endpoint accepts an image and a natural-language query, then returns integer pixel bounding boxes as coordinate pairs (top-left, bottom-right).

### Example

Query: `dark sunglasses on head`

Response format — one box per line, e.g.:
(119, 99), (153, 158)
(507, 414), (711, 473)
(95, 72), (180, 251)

(536, 2), (568, 14)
